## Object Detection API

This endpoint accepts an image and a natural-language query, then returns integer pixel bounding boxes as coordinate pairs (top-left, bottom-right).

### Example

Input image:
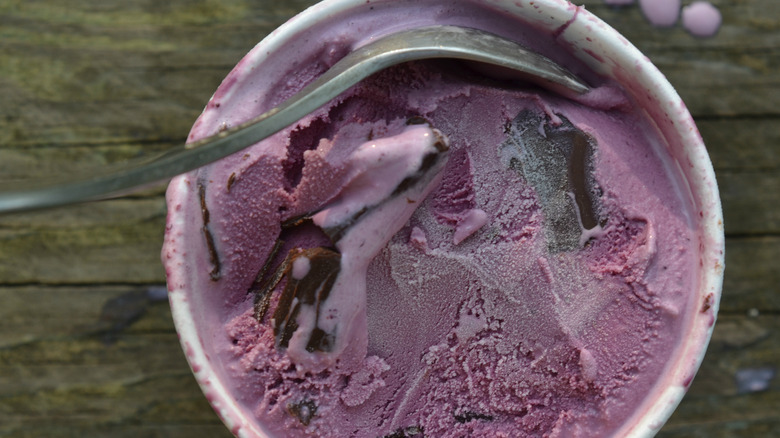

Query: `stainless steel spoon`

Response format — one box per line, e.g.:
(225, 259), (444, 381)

(0, 25), (589, 214)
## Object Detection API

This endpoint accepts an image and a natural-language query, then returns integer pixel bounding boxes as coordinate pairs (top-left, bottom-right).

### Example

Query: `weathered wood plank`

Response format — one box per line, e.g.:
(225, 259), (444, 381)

(660, 314), (780, 437)
(0, 332), (227, 434)
(580, 0), (780, 117)
(1, 0), (778, 149)
(0, 143), (179, 185)
(0, 0), (777, 437)
(657, 53), (780, 118)
(0, 286), (171, 347)
(0, 292), (229, 436)
(699, 118), (780, 172)
(581, 0), (780, 51)
(0, 0), (317, 148)
(719, 171), (780, 236)
(1, 289), (776, 437)
(721, 236), (780, 314)
(0, 199), (167, 284)
(0, 424), (232, 438)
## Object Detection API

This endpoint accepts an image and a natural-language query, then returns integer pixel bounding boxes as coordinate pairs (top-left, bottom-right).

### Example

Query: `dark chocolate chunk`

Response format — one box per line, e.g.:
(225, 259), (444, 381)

(250, 216), (345, 352)
(406, 115), (430, 125)
(272, 247), (342, 351)
(320, 206), (368, 243)
(203, 230), (221, 281)
(306, 327), (336, 353)
(198, 183), (221, 281)
(381, 425), (424, 438)
(198, 183), (210, 224)
(503, 119), (512, 134)
(276, 300), (301, 350)
(226, 172), (237, 191)
(454, 411), (494, 424)
(287, 399), (317, 426)
(568, 131), (599, 230)
(391, 133), (449, 199)
(281, 214), (315, 230)
(250, 238), (286, 322)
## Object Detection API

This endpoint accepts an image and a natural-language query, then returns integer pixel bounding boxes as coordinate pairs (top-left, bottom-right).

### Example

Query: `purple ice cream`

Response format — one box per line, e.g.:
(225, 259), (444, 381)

(162, 1), (710, 437)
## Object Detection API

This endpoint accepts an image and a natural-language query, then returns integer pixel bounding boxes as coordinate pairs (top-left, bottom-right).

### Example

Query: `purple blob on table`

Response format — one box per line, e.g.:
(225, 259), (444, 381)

(735, 367), (776, 394)
(639, 0), (681, 28)
(682, 2), (722, 37)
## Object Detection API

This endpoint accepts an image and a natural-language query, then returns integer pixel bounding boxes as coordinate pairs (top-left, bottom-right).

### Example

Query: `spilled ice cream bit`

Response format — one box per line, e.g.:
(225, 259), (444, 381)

(605, 0), (722, 37)
(682, 1), (723, 37)
(639, 0), (681, 27)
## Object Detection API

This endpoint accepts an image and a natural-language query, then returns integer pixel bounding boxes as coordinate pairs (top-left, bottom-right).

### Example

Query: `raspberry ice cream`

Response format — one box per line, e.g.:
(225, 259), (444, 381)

(162, 1), (723, 437)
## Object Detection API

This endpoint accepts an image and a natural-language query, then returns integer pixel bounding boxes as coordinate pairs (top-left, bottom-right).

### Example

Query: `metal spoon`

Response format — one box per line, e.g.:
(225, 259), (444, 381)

(0, 25), (589, 214)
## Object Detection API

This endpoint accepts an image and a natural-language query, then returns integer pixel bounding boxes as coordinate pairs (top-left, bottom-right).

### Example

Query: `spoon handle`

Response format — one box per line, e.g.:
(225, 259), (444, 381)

(0, 25), (587, 214)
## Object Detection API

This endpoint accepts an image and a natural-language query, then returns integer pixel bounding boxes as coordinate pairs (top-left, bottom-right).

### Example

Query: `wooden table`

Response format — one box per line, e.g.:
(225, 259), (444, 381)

(1, 1), (777, 436)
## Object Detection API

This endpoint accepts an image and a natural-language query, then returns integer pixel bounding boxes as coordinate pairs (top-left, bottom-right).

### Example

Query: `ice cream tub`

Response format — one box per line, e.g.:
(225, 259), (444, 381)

(162, 0), (725, 437)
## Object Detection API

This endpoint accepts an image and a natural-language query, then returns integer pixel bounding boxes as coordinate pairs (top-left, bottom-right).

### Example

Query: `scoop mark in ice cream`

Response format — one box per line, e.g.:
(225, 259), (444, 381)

(323, 124), (448, 243)
(284, 119), (333, 192)
(248, 123), (450, 362)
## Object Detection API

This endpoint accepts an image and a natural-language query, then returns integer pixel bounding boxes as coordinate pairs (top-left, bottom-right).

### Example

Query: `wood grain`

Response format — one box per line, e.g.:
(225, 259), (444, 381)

(1, 0), (777, 437)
